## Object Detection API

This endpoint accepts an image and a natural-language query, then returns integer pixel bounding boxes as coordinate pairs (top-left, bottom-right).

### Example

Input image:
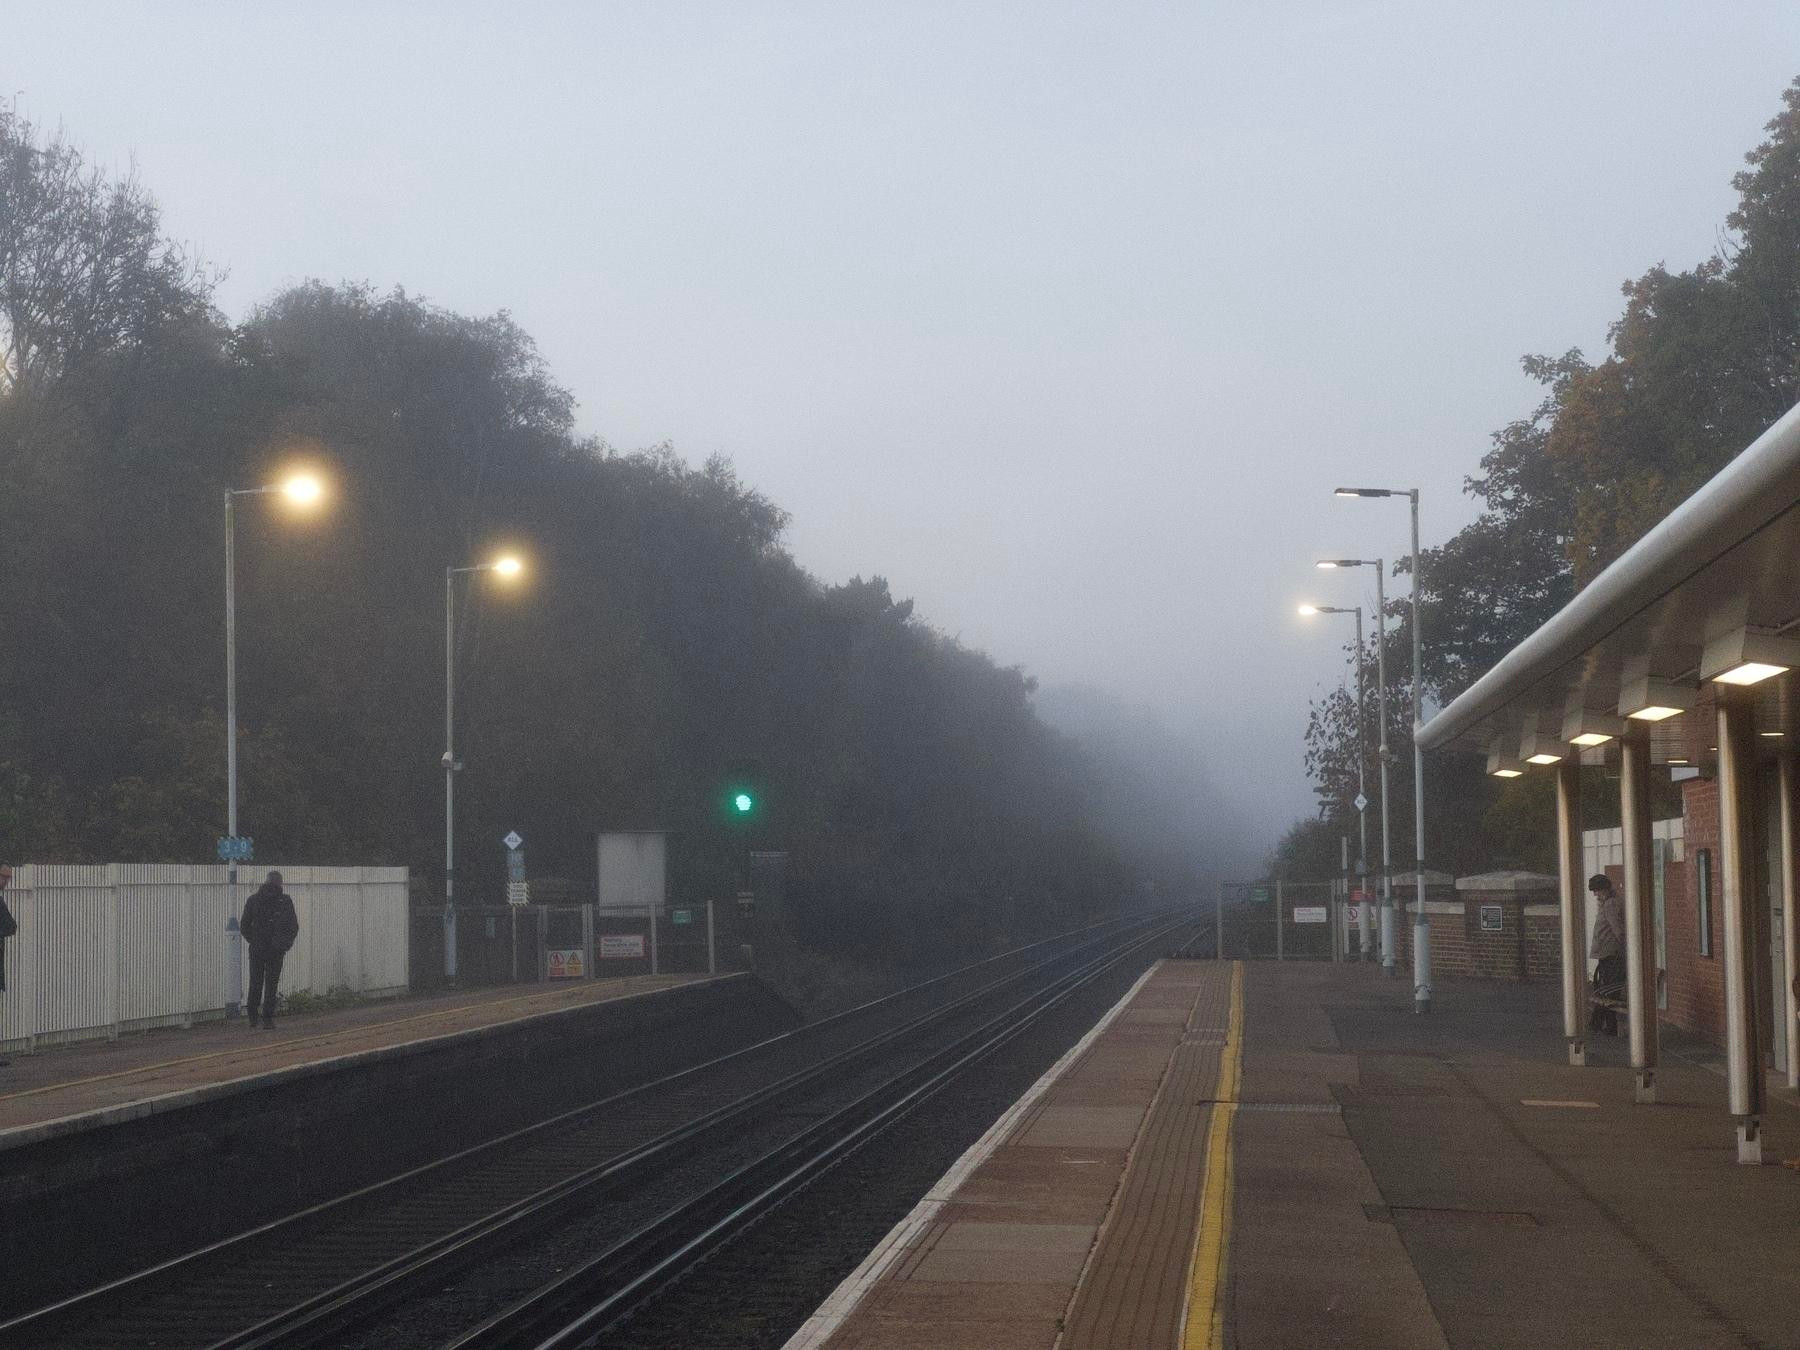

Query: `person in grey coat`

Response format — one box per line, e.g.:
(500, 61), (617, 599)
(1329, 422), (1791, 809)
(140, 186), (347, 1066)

(240, 871), (299, 1029)
(1588, 874), (1626, 1036)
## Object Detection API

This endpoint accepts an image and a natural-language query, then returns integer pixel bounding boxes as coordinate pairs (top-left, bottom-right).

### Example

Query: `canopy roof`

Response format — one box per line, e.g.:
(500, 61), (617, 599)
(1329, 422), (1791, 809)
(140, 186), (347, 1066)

(1416, 401), (1800, 761)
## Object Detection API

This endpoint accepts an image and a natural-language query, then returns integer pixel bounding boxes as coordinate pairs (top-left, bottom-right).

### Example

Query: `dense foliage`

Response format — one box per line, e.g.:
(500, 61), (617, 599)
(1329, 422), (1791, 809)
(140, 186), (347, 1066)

(0, 108), (1138, 965)
(1285, 77), (1800, 879)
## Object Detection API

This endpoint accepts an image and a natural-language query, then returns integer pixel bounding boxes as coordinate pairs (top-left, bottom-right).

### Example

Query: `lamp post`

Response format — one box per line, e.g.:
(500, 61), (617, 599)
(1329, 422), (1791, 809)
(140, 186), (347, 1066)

(1310, 590), (1375, 964)
(1297, 602), (1369, 875)
(443, 554), (524, 981)
(1335, 487), (1430, 1013)
(223, 472), (324, 1015)
(1317, 558), (1391, 968)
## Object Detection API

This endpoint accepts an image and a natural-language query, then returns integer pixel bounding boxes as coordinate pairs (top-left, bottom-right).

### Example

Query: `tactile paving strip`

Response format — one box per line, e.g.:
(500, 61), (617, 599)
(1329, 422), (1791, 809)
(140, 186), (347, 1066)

(1057, 964), (1232, 1349)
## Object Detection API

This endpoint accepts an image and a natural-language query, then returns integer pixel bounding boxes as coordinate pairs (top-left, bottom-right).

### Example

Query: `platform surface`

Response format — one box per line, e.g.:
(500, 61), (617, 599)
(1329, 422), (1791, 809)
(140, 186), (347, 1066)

(790, 959), (1800, 1349)
(0, 973), (709, 1146)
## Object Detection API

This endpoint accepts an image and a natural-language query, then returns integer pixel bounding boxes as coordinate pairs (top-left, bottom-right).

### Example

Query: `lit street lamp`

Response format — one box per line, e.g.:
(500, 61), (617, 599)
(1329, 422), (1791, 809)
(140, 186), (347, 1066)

(223, 472), (325, 1014)
(1317, 557), (1393, 969)
(1298, 602), (1373, 961)
(443, 553), (526, 980)
(1334, 487), (1431, 1014)
(225, 472), (325, 847)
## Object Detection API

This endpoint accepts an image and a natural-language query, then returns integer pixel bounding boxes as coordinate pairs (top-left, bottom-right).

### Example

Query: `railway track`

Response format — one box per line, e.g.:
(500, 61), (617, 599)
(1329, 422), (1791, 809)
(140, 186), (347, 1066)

(446, 910), (1195, 1349)
(3, 910), (1189, 1348)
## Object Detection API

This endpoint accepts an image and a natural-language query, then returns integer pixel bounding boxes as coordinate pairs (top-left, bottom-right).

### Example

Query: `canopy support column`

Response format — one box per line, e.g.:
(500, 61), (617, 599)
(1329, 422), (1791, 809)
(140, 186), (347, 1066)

(1780, 724), (1800, 1091)
(1620, 727), (1659, 1103)
(1556, 757), (1587, 1067)
(1718, 687), (1765, 1163)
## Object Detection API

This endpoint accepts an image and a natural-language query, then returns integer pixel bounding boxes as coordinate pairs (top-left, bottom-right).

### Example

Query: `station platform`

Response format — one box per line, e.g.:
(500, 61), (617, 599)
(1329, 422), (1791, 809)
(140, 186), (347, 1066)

(788, 960), (1800, 1349)
(0, 973), (707, 1148)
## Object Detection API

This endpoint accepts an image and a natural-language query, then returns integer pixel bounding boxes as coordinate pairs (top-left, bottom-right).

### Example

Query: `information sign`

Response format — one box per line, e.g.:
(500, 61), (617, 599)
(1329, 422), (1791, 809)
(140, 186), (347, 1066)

(672, 908), (693, 925)
(217, 836), (254, 863)
(506, 881), (530, 905)
(1292, 905), (1329, 924)
(599, 934), (646, 959)
(547, 948), (586, 978)
(1480, 904), (1504, 933)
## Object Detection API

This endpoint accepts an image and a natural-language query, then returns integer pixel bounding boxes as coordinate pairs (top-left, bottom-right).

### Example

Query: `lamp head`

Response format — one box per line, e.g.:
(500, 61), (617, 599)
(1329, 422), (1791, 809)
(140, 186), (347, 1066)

(280, 473), (324, 506)
(493, 555), (524, 578)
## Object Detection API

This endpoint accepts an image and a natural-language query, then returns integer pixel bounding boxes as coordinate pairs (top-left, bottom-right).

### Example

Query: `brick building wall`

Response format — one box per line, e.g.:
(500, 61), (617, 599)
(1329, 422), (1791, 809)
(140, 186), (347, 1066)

(1664, 778), (1725, 1043)
(1392, 873), (1561, 981)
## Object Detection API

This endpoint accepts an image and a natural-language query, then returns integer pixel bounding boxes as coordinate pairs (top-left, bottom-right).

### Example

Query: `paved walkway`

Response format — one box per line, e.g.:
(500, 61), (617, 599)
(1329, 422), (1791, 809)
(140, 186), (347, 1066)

(0, 974), (707, 1144)
(788, 960), (1800, 1349)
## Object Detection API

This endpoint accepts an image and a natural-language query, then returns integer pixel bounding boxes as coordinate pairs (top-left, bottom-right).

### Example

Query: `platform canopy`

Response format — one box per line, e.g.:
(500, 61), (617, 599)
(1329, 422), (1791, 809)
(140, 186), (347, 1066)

(1417, 400), (1800, 763)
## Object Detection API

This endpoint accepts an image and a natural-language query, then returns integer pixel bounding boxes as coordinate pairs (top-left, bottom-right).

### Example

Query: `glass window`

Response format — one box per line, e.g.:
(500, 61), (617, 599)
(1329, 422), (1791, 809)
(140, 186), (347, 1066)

(1697, 848), (1713, 958)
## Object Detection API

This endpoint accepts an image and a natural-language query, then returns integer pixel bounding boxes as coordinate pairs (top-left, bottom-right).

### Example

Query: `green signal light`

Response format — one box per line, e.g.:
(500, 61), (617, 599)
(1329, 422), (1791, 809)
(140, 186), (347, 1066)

(733, 792), (754, 814)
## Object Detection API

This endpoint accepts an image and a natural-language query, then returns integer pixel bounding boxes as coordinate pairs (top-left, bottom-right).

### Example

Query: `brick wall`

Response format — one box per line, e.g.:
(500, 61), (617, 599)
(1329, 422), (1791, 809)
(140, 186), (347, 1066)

(1664, 778), (1725, 1043)
(1393, 887), (1560, 981)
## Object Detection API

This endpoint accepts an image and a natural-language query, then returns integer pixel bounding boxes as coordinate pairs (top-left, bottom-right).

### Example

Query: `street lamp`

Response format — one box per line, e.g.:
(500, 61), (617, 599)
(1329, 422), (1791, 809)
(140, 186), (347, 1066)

(1299, 601), (1374, 963)
(224, 471), (326, 848)
(223, 471), (325, 1015)
(1335, 486), (1432, 1014)
(1318, 553), (1396, 966)
(443, 553), (526, 980)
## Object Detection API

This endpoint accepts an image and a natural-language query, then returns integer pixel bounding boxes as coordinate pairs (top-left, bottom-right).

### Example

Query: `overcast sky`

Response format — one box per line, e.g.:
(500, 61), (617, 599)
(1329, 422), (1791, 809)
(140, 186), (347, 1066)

(9, 2), (1800, 847)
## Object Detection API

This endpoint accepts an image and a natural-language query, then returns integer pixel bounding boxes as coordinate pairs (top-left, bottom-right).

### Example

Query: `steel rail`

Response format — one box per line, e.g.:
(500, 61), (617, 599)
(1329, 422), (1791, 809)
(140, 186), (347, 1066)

(449, 913), (1196, 1350)
(0, 912), (1155, 1346)
(202, 911), (1178, 1349)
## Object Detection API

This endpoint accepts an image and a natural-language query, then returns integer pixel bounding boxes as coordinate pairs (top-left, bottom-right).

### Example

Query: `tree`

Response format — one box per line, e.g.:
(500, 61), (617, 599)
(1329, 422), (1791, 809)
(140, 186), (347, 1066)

(0, 106), (214, 400)
(1296, 77), (1800, 873)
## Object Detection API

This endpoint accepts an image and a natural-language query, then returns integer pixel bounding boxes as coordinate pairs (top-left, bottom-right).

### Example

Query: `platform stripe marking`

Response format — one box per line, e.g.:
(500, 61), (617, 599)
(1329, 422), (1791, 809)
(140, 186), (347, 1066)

(780, 962), (1162, 1350)
(1181, 960), (1242, 1350)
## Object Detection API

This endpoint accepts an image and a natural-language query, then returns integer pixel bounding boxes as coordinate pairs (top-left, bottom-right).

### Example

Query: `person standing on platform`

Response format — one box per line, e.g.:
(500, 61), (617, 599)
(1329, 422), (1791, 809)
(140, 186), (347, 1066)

(0, 864), (15, 1067)
(1587, 874), (1625, 1036)
(240, 871), (299, 1029)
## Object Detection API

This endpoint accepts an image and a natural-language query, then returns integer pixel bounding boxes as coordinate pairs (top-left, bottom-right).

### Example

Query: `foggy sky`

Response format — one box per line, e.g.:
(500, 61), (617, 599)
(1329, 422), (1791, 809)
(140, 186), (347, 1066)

(8, 2), (1800, 859)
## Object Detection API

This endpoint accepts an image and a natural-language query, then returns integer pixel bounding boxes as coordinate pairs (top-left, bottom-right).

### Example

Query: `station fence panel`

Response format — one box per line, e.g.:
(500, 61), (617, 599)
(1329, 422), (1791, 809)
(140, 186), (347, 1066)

(0, 863), (409, 1051)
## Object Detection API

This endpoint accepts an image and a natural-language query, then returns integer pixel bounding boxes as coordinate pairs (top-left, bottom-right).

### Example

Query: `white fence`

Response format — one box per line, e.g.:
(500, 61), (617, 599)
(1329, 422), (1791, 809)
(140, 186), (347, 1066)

(0, 864), (409, 1051)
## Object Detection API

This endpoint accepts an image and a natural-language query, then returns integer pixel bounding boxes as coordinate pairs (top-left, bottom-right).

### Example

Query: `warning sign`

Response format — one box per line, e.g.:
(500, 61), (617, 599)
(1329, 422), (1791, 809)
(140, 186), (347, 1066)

(1292, 906), (1329, 924)
(599, 934), (646, 960)
(547, 948), (586, 978)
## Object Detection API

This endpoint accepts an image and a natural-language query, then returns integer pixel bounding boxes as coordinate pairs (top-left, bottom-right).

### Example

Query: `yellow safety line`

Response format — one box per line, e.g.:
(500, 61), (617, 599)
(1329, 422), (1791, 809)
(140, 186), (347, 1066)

(1182, 960), (1243, 1350)
(0, 976), (679, 1106)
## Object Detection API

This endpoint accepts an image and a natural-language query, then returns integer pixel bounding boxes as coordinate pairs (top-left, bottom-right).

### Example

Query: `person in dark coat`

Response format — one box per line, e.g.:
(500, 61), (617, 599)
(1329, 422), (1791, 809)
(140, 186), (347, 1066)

(0, 864), (14, 1067)
(240, 871), (299, 1029)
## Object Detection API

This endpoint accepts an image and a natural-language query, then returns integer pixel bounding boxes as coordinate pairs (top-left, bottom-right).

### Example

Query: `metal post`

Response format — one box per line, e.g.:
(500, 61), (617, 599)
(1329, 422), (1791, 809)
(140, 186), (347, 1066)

(1556, 757), (1586, 1066)
(649, 897), (660, 975)
(1780, 728), (1800, 1091)
(225, 490), (238, 848)
(1409, 491), (1431, 1013)
(1375, 564), (1395, 975)
(1620, 725), (1658, 1103)
(1352, 605), (1368, 938)
(1275, 876), (1284, 962)
(1337, 835), (1349, 963)
(1717, 689), (1764, 1163)
(1215, 879), (1224, 960)
(707, 895), (717, 975)
(223, 490), (241, 1016)
(444, 568), (458, 982)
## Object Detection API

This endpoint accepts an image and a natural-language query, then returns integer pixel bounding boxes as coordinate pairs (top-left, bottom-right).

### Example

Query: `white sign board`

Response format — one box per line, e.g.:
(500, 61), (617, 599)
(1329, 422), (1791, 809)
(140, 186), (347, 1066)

(597, 831), (667, 915)
(1292, 905), (1329, 924)
(599, 933), (646, 959)
(506, 881), (530, 905)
